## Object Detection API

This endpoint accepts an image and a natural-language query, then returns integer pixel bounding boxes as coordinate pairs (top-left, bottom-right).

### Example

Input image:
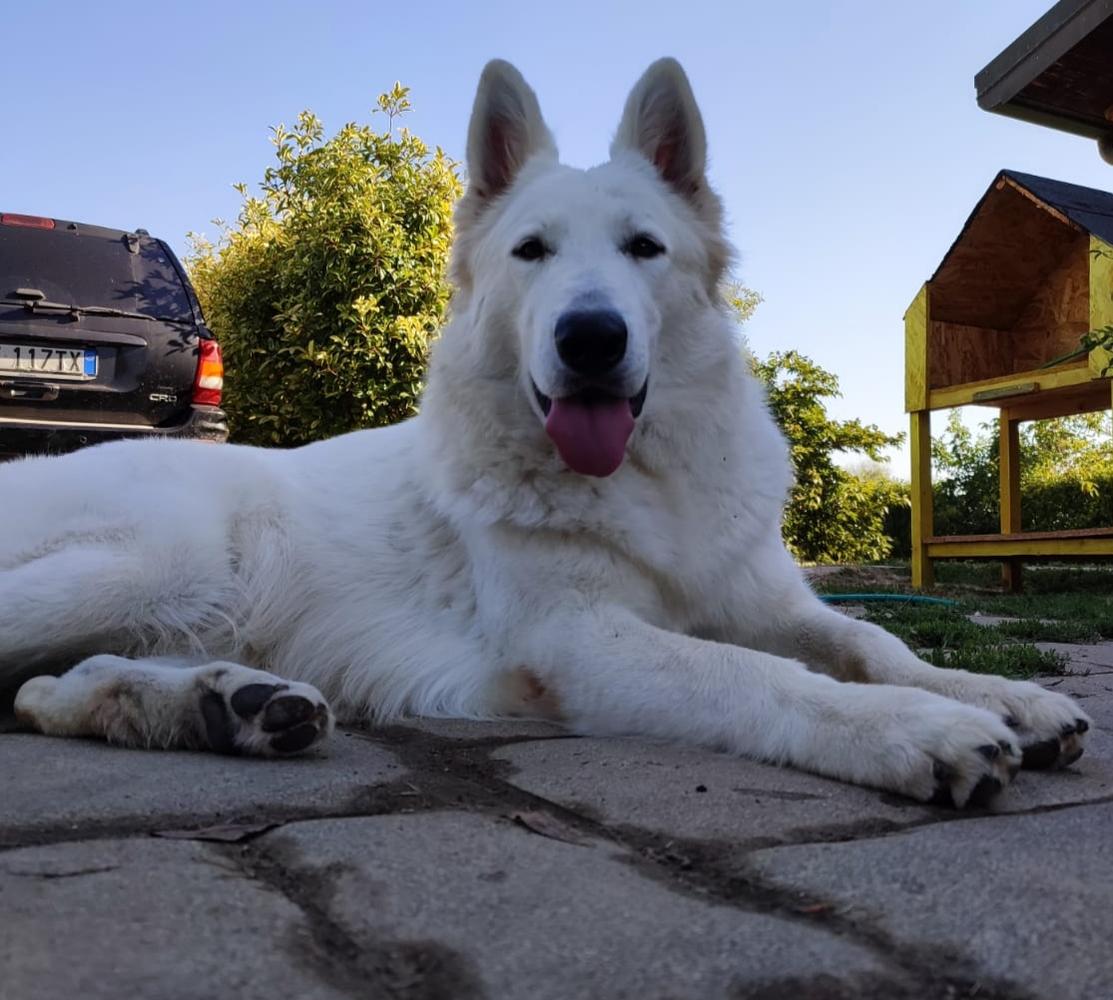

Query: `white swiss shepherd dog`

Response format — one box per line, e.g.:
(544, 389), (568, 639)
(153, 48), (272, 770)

(3, 59), (1089, 808)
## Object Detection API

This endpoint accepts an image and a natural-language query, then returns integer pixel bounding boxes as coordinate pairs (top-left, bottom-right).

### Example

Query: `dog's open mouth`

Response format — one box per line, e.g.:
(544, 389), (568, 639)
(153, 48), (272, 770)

(532, 378), (648, 478)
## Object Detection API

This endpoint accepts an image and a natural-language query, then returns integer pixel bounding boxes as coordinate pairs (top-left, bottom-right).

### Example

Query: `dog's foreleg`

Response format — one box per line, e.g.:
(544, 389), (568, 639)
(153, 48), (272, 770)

(14, 655), (333, 756)
(735, 546), (1090, 771)
(523, 606), (1020, 807)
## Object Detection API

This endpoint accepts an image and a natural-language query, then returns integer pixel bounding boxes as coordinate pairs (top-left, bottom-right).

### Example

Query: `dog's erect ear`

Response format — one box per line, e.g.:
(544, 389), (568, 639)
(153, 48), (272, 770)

(466, 60), (557, 202)
(611, 58), (707, 197)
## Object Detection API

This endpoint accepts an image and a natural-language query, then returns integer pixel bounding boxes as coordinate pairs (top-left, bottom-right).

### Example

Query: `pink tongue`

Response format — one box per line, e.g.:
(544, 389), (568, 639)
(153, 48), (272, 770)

(545, 397), (635, 477)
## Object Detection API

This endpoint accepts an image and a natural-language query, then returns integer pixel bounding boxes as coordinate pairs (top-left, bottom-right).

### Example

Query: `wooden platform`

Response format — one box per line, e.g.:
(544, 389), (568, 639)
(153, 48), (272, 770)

(926, 527), (1113, 559)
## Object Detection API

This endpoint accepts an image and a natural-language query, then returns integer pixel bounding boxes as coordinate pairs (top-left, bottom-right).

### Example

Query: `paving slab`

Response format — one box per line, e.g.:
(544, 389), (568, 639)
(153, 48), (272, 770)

(1035, 641), (1113, 673)
(748, 800), (1113, 1000)
(391, 715), (568, 741)
(0, 728), (403, 844)
(262, 811), (897, 1000)
(493, 737), (934, 847)
(0, 836), (348, 1000)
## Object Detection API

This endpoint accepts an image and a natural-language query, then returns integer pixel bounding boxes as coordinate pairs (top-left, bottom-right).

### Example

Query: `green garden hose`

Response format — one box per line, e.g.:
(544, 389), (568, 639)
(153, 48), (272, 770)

(818, 593), (957, 607)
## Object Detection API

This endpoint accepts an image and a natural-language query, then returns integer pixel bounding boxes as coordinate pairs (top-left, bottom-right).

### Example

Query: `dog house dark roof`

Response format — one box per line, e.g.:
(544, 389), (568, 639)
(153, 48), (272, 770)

(976, 0), (1113, 149)
(929, 169), (1113, 329)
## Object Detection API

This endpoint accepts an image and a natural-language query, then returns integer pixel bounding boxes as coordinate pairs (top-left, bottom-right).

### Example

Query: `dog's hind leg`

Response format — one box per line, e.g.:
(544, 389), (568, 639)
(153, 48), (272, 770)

(14, 655), (333, 756)
(0, 528), (239, 682)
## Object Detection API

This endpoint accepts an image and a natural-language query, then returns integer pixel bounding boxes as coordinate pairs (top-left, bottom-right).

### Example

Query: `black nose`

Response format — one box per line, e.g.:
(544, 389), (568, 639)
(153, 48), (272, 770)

(554, 309), (628, 377)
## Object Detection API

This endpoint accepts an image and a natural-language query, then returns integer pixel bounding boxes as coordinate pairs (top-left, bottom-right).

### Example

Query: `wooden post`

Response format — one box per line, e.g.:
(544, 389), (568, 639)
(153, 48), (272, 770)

(999, 411), (1022, 592)
(910, 409), (934, 590)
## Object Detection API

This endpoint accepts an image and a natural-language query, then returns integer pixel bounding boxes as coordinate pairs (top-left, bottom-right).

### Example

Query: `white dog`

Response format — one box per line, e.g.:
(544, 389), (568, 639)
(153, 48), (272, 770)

(3, 59), (1088, 807)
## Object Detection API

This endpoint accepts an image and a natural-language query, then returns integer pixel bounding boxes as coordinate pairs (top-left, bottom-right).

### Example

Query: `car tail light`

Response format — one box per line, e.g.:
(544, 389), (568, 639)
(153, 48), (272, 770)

(192, 338), (224, 406)
(1, 213), (55, 229)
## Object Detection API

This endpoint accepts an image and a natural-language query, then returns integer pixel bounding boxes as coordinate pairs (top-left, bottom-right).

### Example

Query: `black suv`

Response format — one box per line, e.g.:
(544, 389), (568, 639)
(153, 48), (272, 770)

(0, 212), (228, 458)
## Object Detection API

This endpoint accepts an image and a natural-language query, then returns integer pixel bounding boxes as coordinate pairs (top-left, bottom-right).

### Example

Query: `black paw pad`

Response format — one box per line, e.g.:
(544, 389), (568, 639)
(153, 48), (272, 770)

(200, 690), (238, 754)
(966, 775), (1003, 809)
(270, 722), (320, 754)
(1022, 737), (1061, 770)
(230, 683), (285, 719)
(929, 760), (957, 808)
(261, 695), (316, 733)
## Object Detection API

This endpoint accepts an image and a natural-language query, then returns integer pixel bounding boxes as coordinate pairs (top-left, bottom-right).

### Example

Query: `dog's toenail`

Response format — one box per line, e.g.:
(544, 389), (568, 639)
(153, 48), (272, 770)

(998, 739), (1019, 757)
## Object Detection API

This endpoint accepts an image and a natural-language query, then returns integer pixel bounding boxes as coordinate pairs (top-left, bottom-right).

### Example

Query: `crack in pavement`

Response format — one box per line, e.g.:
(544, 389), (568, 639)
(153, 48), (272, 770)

(223, 843), (487, 1000)
(3, 723), (1103, 999)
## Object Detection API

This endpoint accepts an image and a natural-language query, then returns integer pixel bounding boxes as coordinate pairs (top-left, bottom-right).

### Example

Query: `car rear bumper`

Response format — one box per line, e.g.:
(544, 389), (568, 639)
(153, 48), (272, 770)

(0, 405), (229, 459)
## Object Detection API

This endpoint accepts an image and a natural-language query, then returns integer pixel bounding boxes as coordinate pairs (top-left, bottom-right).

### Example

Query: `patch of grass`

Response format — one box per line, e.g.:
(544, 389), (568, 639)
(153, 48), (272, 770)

(933, 561), (1004, 588)
(814, 561), (1112, 677)
(864, 605), (995, 650)
(991, 617), (1101, 644)
(919, 643), (1070, 680)
(861, 603), (1076, 679)
(960, 593), (1113, 638)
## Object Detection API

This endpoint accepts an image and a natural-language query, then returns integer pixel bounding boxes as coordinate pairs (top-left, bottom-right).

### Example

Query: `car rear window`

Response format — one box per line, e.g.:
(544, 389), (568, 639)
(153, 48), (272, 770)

(0, 224), (193, 321)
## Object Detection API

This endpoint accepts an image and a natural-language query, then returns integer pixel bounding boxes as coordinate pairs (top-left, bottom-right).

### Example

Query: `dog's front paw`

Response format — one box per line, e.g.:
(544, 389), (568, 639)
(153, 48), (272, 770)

(934, 672), (1090, 771)
(846, 687), (1021, 808)
(197, 664), (334, 757)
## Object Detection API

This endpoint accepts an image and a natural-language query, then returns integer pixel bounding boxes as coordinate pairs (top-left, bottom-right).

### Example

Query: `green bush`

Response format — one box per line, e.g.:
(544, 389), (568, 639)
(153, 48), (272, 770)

(930, 410), (1113, 536)
(750, 350), (907, 563)
(187, 86), (462, 446)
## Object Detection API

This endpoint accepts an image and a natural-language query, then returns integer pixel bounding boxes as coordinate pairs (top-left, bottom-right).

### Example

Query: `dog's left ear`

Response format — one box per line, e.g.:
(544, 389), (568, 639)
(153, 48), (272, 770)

(611, 58), (707, 198)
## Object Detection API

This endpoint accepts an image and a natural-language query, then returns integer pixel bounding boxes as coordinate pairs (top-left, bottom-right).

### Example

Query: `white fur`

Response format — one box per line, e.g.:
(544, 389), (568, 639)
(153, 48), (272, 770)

(2, 60), (1088, 804)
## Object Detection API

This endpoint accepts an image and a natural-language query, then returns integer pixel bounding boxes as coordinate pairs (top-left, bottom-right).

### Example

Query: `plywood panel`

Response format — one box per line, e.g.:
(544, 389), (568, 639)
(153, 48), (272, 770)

(1011, 244), (1090, 367)
(930, 182), (1084, 330)
(928, 321), (1014, 388)
(904, 284), (928, 411)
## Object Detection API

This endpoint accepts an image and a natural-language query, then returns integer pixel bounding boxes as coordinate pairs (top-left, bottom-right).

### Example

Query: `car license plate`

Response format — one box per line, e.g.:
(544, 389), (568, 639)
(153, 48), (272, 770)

(0, 343), (97, 380)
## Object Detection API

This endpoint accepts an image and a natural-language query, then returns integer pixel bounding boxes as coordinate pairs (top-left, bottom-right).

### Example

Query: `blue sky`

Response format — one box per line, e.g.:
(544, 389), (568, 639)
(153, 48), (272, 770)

(4, 1), (1111, 473)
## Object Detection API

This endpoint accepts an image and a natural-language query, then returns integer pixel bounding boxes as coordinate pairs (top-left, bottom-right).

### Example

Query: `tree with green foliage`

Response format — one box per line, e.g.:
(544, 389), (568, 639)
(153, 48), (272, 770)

(725, 290), (907, 563)
(931, 409), (1113, 536)
(188, 85), (462, 446)
(749, 350), (907, 564)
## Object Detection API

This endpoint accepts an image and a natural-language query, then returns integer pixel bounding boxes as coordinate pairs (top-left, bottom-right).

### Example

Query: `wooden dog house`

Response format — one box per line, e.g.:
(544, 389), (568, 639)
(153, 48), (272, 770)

(905, 169), (1113, 589)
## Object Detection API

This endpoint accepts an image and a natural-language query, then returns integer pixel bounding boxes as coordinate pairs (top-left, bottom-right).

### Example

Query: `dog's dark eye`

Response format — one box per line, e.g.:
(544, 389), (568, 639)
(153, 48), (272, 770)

(513, 237), (547, 261)
(626, 234), (665, 259)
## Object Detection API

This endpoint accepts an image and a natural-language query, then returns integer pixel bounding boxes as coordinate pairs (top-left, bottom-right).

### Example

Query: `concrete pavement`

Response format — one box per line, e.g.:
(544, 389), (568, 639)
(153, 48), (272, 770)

(3, 659), (1112, 999)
